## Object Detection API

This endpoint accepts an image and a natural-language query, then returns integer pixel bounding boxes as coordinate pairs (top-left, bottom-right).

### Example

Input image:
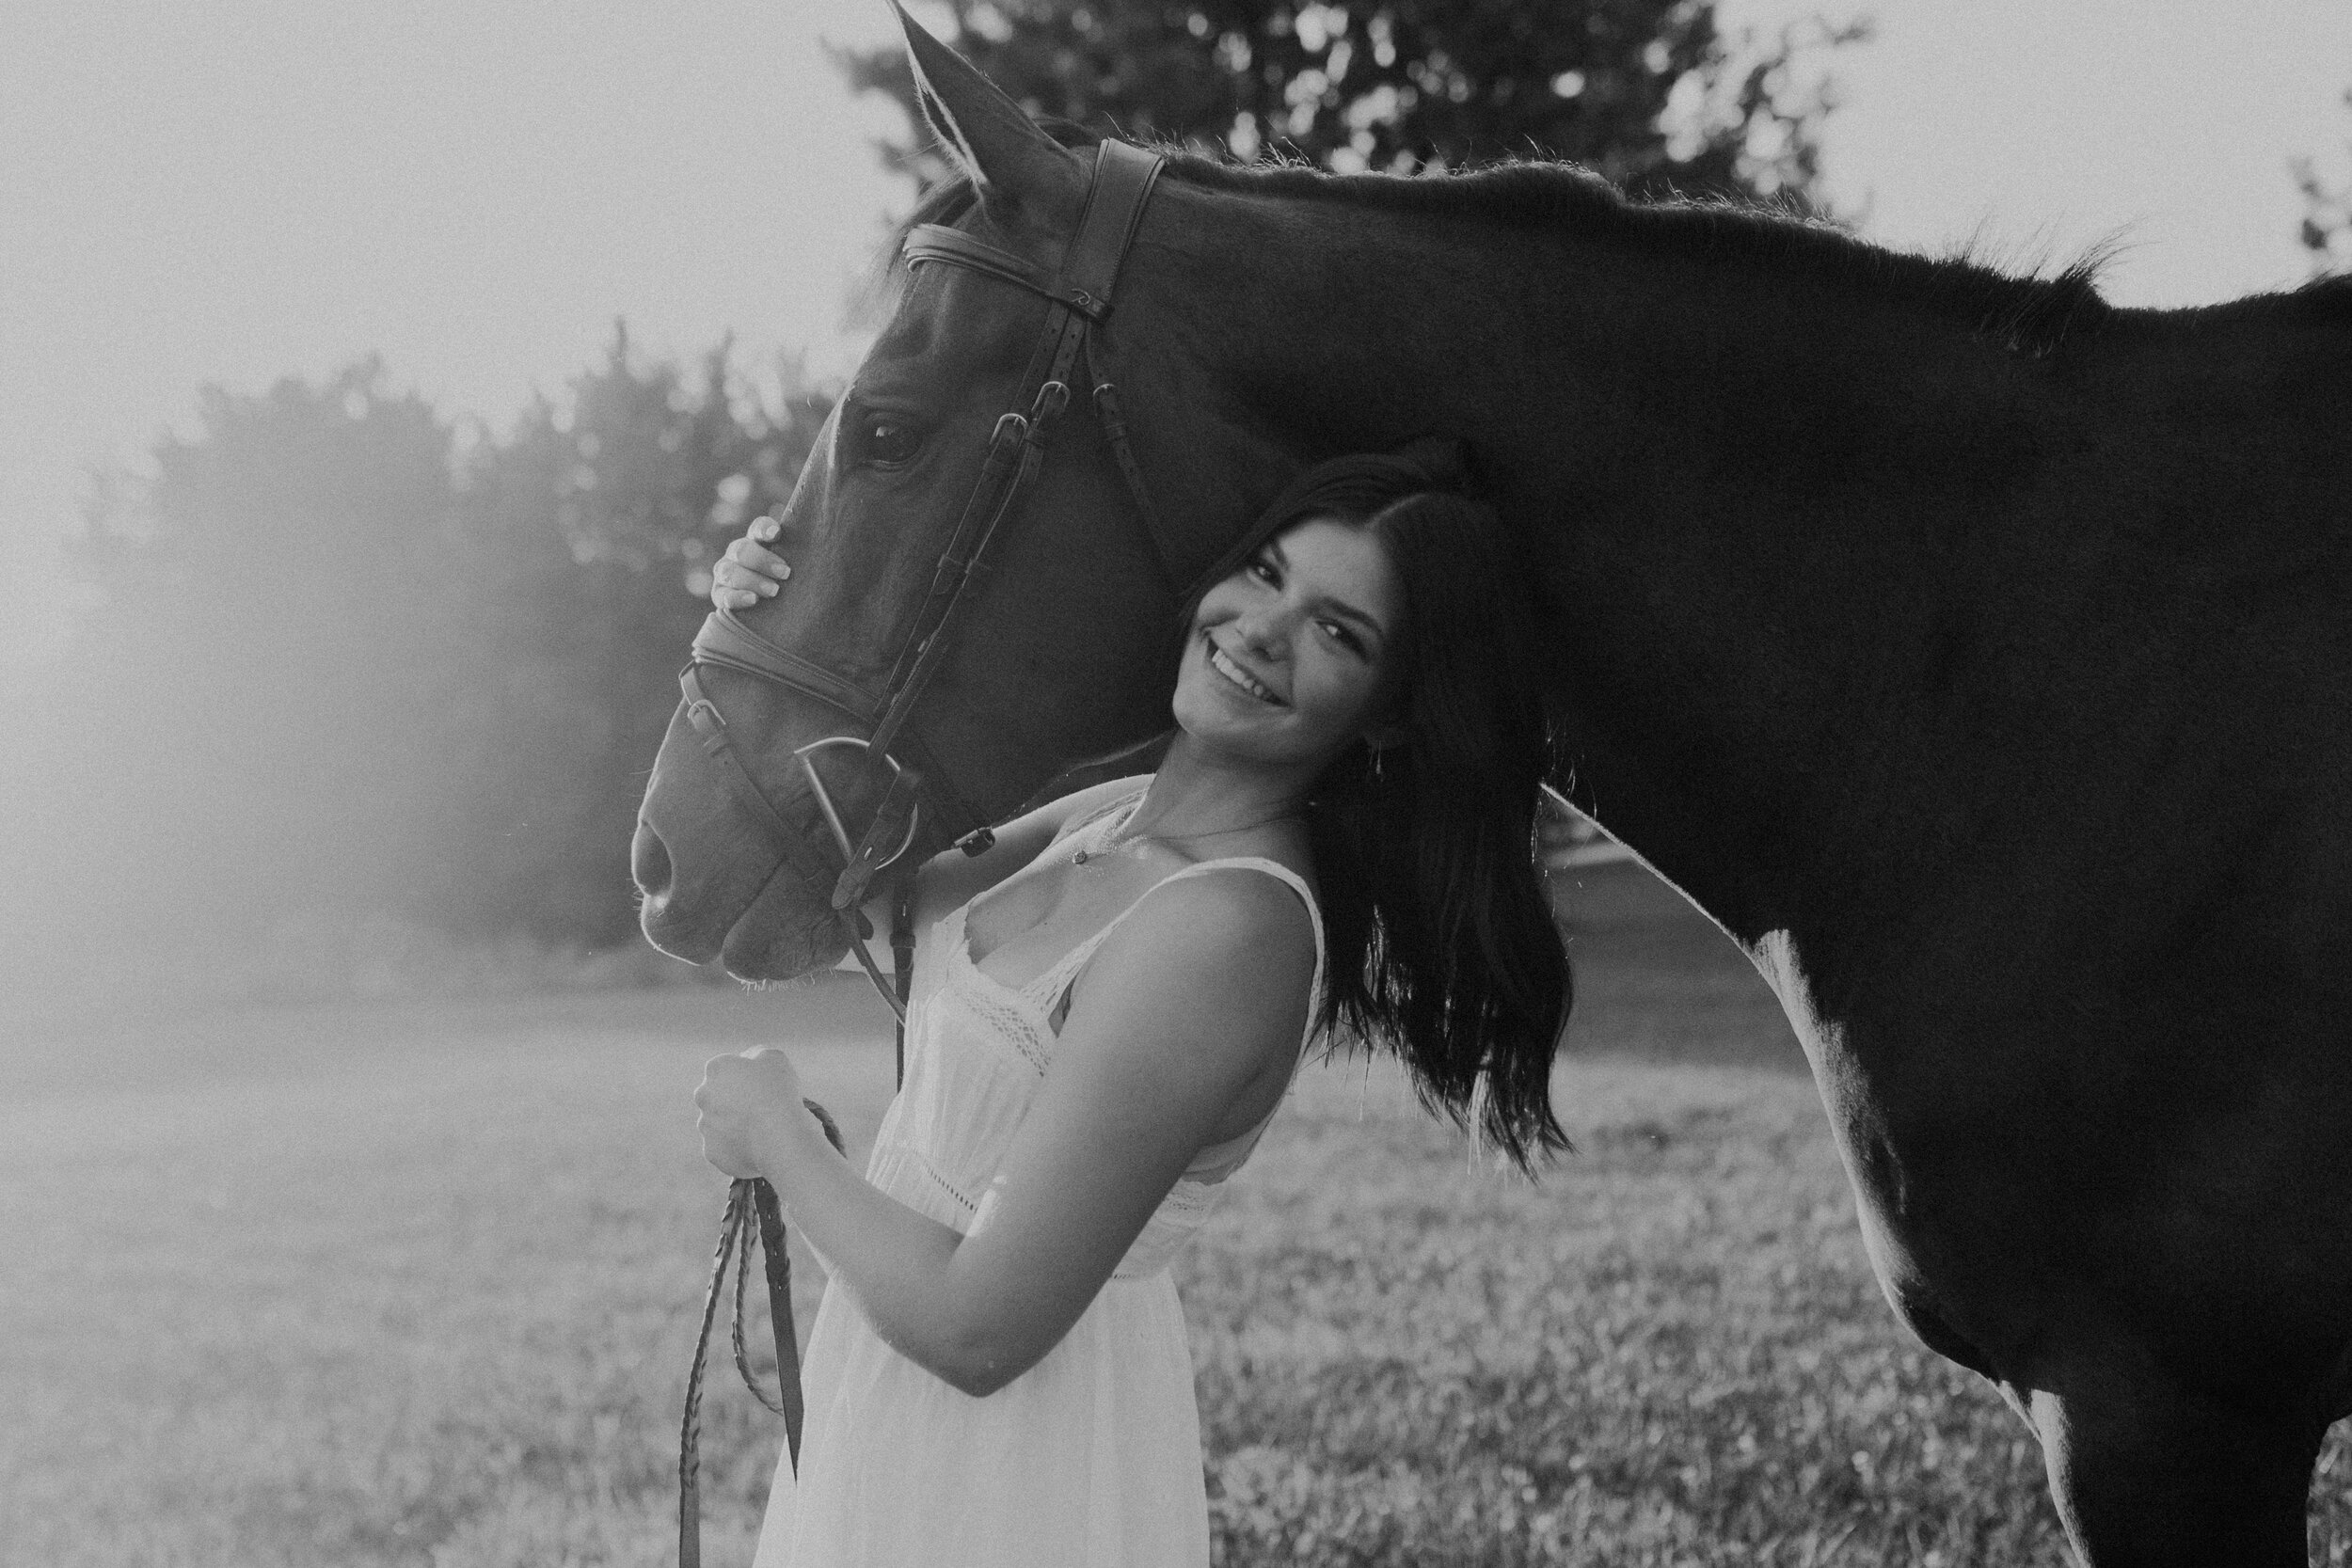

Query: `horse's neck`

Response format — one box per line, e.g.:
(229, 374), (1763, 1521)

(1205, 195), (2082, 946)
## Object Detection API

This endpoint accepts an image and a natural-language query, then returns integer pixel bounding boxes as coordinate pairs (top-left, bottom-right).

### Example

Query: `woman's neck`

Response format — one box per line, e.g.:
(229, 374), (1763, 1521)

(1123, 732), (1318, 844)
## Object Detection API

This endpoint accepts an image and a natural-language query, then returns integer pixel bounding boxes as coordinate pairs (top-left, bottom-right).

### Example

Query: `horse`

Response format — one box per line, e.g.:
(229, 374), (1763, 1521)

(631, 11), (2352, 1561)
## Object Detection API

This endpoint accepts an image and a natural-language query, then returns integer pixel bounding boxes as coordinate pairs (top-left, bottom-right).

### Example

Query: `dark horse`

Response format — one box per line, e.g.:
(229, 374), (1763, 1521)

(633, 12), (2352, 1560)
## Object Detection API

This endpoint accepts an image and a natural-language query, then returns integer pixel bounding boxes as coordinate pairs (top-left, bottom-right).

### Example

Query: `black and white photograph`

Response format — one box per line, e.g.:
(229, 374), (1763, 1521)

(4, 1), (2348, 1562)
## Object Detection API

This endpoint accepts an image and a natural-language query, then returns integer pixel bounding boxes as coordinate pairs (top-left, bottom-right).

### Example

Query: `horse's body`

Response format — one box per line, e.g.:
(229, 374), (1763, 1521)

(633, 17), (2352, 1560)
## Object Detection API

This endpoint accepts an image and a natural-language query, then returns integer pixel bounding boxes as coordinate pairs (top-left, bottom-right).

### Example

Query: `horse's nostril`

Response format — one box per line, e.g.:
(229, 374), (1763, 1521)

(632, 819), (675, 902)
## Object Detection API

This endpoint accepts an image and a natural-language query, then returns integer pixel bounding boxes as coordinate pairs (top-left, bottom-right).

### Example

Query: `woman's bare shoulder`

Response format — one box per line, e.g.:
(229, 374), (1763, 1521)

(1086, 867), (1317, 1025)
(1132, 863), (1314, 959)
(1058, 867), (1317, 1128)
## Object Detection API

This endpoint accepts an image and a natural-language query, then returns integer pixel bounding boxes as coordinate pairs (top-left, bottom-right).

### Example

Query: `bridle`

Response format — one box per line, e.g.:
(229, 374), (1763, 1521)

(674, 139), (1178, 1566)
(674, 139), (1178, 1015)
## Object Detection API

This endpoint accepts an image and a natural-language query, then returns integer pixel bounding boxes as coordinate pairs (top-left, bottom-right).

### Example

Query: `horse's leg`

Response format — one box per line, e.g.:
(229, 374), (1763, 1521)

(2020, 1345), (2322, 1568)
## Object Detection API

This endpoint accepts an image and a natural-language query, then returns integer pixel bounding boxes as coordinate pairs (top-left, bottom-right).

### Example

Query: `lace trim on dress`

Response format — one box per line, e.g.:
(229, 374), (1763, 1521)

(946, 921), (1057, 1075)
(954, 793), (1325, 1056)
(913, 1148), (980, 1215)
(874, 1139), (983, 1218)
(943, 795), (1148, 1074)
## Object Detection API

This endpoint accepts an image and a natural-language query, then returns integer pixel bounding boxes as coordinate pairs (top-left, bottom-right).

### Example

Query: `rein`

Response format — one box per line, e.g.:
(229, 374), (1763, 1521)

(675, 1105), (848, 1568)
(674, 139), (1169, 1565)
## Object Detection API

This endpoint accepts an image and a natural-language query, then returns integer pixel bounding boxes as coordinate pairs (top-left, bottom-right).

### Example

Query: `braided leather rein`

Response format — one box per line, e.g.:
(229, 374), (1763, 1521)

(675, 1096), (853, 1566)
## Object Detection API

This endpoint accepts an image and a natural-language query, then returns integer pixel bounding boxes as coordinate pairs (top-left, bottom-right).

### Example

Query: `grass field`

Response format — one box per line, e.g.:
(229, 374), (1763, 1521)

(4, 863), (2345, 1565)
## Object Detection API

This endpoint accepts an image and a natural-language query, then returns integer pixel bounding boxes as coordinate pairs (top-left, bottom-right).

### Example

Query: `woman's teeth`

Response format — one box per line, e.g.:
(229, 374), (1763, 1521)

(1209, 645), (1279, 704)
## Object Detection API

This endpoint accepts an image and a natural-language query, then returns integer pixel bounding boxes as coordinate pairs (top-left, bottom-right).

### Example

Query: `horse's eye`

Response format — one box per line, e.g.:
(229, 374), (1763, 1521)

(862, 417), (922, 467)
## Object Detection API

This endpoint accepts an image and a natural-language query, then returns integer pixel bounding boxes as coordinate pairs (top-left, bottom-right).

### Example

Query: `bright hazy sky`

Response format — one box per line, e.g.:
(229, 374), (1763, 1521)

(5, 0), (2347, 666)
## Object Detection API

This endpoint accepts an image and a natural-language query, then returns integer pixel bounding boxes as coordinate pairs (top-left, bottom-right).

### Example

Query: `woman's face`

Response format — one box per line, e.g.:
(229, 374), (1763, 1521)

(1170, 516), (1406, 771)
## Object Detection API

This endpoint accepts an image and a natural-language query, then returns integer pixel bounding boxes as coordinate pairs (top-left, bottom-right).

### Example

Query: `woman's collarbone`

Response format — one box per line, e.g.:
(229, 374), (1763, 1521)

(970, 851), (1182, 976)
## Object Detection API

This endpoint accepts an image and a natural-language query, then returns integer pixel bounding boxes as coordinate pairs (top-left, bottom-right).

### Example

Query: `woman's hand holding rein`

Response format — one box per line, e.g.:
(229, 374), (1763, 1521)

(696, 1048), (837, 1180)
(711, 515), (792, 610)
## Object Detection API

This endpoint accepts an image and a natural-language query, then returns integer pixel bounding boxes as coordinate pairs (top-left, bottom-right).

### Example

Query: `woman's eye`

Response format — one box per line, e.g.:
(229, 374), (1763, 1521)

(1321, 621), (1363, 654)
(860, 417), (922, 467)
(1248, 557), (1279, 585)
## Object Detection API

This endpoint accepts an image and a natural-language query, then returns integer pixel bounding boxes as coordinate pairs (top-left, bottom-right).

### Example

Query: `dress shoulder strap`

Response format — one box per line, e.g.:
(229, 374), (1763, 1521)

(1018, 855), (1326, 1027)
(1143, 856), (1323, 994)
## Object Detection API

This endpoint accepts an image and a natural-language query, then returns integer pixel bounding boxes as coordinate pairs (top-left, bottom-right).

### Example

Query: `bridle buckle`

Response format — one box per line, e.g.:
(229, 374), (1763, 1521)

(1029, 379), (1071, 425)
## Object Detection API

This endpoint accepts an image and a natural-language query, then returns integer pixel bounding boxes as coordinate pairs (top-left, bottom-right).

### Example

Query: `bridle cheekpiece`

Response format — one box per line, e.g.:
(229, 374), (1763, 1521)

(674, 140), (1171, 1014)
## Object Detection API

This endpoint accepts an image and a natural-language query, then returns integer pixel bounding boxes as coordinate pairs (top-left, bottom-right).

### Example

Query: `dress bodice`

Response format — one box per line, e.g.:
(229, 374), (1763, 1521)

(864, 793), (1324, 1277)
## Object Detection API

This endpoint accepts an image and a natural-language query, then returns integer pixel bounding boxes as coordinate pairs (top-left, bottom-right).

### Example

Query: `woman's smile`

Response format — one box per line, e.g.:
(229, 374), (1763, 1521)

(1171, 516), (1404, 771)
(1205, 639), (1284, 705)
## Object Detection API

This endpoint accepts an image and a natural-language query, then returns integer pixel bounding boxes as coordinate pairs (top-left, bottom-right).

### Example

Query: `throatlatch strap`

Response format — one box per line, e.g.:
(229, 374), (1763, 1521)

(1085, 336), (1181, 590)
(895, 882), (918, 1088)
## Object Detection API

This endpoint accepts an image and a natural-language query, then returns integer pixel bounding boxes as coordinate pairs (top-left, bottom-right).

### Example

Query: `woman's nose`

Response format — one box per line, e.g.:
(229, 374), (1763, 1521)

(1232, 605), (1291, 655)
(1232, 615), (1289, 657)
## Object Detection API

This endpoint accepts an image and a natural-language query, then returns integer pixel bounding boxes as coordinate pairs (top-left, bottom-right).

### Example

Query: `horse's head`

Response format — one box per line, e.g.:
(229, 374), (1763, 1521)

(632, 10), (1295, 980)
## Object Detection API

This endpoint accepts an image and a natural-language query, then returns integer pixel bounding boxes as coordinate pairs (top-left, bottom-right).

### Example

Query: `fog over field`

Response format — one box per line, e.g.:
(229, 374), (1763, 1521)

(7, 866), (2346, 1562)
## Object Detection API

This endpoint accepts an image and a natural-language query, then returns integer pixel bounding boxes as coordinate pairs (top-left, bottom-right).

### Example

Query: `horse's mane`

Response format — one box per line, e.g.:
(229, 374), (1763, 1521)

(2294, 269), (2352, 315)
(881, 128), (2349, 354)
(1164, 153), (2117, 357)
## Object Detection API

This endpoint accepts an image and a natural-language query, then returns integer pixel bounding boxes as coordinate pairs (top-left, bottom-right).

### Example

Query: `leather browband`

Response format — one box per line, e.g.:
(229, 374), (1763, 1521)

(902, 140), (1166, 323)
(901, 226), (1065, 309)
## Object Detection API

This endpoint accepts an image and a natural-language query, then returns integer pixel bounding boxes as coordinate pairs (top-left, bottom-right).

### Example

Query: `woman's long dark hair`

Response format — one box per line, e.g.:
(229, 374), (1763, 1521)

(1194, 448), (1572, 1170)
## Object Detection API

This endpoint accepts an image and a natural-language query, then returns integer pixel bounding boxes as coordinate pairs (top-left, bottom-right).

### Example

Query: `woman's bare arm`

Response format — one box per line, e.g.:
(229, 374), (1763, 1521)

(698, 867), (1315, 1395)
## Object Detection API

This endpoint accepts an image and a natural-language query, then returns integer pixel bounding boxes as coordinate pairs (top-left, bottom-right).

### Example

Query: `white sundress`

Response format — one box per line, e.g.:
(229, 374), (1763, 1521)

(751, 795), (1325, 1568)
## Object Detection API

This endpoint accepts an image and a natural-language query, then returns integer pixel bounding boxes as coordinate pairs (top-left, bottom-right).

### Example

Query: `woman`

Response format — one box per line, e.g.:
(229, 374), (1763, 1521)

(695, 451), (1570, 1567)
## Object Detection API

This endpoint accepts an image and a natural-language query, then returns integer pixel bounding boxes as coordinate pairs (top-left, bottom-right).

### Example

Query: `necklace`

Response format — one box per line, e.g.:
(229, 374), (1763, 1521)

(1072, 805), (1301, 865)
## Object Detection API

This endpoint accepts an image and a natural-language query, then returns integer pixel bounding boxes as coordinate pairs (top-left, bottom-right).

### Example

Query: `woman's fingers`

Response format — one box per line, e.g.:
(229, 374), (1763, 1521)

(708, 561), (762, 610)
(713, 559), (782, 596)
(717, 531), (792, 584)
(693, 1048), (818, 1178)
(737, 543), (793, 581)
(709, 523), (793, 610)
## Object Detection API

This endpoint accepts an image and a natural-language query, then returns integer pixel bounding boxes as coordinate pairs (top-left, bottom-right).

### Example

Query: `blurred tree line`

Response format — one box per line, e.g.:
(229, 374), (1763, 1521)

(839, 0), (1865, 201)
(47, 0), (1862, 985)
(63, 341), (829, 970)
(2294, 87), (2352, 277)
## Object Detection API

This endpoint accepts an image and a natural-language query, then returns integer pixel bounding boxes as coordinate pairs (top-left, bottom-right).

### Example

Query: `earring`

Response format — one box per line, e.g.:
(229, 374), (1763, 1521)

(1369, 742), (1387, 784)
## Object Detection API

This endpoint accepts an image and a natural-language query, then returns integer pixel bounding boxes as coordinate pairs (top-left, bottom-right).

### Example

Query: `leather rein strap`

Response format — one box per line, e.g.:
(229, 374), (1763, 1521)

(675, 140), (1167, 1567)
(676, 1109), (844, 1568)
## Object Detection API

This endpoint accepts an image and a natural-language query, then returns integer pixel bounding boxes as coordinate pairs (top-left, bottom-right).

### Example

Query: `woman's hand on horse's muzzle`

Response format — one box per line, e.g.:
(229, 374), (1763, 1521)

(710, 518), (793, 611)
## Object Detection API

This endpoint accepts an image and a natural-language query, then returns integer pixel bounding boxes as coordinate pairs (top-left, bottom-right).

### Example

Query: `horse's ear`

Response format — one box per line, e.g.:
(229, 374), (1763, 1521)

(891, 3), (1086, 230)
